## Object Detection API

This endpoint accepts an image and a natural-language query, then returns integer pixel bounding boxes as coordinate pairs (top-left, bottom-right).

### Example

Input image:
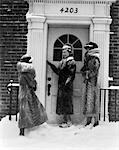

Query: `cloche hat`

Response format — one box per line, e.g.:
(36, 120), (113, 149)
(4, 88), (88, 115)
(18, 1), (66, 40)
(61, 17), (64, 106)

(20, 54), (33, 63)
(84, 42), (98, 49)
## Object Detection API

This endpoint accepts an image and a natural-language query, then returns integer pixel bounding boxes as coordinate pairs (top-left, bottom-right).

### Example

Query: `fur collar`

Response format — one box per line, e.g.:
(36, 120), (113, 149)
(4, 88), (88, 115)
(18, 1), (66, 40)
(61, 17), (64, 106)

(17, 62), (34, 73)
(66, 56), (74, 62)
(88, 48), (100, 58)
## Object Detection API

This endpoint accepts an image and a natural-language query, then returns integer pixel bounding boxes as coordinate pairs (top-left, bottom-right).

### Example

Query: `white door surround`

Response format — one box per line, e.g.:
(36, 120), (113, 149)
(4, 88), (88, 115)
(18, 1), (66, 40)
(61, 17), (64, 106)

(25, 0), (116, 121)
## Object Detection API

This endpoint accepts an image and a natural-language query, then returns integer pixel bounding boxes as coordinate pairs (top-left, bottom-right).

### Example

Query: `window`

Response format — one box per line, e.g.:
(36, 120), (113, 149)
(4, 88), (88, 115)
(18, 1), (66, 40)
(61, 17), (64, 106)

(53, 34), (82, 61)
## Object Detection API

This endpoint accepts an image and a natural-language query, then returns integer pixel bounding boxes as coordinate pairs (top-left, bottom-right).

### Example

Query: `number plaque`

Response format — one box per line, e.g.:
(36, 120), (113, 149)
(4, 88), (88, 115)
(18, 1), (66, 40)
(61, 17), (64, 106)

(60, 7), (78, 14)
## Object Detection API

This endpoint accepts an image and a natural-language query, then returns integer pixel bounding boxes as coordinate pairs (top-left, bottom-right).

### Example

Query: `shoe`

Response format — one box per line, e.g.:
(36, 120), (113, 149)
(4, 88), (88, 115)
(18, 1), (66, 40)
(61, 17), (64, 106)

(67, 121), (72, 127)
(85, 121), (91, 126)
(93, 121), (99, 127)
(19, 128), (24, 136)
(85, 117), (92, 126)
(59, 123), (68, 128)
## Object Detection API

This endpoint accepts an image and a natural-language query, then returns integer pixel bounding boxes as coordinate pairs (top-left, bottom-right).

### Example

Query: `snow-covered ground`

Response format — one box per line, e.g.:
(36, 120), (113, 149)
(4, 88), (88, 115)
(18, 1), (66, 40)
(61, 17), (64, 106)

(0, 115), (119, 150)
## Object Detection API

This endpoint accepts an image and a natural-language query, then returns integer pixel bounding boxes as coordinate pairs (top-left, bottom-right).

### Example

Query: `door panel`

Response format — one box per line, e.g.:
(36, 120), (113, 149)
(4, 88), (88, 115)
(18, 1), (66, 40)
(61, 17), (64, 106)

(46, 25), (89, 124)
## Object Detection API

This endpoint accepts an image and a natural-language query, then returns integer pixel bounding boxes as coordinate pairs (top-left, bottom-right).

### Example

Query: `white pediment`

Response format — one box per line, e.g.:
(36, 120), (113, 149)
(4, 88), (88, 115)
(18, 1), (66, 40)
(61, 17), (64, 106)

(26, 0), (116, 17)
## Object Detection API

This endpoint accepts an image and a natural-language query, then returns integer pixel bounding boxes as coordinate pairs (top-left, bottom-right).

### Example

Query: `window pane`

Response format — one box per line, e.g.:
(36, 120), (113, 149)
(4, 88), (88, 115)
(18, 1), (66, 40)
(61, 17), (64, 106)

(59, 34), (67, 44)
(69, 34), (77, 44)
(53, 49), (62, 61)
(54, 39), (63, 47)
(74, 50), (82, 61)
(73, 40), (82, 48)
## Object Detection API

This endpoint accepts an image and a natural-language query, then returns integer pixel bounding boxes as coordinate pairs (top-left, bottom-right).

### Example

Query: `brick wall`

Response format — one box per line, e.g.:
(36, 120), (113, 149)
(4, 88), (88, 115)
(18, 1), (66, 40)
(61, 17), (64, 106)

(0, 0), (28, 120)
(0, 0), (119, 121)
(109, 0), (119, 121)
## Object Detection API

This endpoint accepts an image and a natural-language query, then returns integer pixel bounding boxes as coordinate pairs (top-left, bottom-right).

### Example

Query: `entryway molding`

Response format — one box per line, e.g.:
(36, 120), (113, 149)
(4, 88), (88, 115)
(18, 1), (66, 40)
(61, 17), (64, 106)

(25, 0), (116, 121)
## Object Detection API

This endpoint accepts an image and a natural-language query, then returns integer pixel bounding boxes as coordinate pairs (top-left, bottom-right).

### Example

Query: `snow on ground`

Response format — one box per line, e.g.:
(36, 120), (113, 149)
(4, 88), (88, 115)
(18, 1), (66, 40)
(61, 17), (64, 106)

(0, 115), (119, 150)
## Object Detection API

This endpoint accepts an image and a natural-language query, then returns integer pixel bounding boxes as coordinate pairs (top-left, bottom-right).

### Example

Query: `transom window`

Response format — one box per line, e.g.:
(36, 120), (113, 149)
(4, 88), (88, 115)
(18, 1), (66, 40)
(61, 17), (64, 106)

(53, 34), (82, 61)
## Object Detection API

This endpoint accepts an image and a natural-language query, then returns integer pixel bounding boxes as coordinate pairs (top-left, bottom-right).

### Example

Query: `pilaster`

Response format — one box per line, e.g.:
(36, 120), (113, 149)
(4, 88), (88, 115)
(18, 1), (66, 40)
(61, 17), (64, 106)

(26, 13), (46, 105)
(92, 17), (112, 121)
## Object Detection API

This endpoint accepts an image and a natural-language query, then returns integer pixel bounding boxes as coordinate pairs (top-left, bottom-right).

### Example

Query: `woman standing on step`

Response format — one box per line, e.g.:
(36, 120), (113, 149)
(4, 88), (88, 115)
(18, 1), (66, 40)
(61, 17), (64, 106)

(47, 44), (76, 128)
(80, 42), (100, 127)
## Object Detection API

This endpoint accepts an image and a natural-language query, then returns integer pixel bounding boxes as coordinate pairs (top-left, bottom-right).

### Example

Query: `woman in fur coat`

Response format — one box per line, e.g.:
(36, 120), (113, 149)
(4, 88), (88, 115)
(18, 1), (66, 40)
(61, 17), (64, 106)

(47, 44), (76, 128)
(17, 54), (47, 136)
(80, 42), (100, 127)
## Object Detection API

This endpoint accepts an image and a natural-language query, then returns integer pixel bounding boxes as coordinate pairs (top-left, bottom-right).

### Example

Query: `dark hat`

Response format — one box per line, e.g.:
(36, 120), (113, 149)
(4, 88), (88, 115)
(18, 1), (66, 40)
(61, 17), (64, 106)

(20, 54), (32, 63)
(84, 42), (98, 49)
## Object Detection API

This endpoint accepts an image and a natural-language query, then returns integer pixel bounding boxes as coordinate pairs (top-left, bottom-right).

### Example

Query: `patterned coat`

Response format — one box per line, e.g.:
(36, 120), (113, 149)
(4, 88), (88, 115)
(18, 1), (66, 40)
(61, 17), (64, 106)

(17, 62), (47, 129)
(48, 57), (76, 115)
(80, 52), (100, 116)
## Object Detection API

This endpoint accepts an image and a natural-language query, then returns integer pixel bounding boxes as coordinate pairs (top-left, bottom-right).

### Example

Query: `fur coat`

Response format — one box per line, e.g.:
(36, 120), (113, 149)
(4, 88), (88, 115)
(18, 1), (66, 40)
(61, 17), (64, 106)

(80, 49), (100, 116)
(48, 56), (76, 115)
(17, 62), (47, 129)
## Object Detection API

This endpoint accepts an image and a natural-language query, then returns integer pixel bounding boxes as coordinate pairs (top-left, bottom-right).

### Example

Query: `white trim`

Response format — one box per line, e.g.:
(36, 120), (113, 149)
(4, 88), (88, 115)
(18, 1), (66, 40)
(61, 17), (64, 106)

(26, 0), (116, 4)
(46, 16), (92, 25)
(43, 22), (48, 108)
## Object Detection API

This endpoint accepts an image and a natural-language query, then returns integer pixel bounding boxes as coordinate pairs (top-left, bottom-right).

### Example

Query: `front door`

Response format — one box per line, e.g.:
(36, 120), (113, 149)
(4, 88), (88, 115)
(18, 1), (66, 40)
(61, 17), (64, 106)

(46, 25), (89, 124)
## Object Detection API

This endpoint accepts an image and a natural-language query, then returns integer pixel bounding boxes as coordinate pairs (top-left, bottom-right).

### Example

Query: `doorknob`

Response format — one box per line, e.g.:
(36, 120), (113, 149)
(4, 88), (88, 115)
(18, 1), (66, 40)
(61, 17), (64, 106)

(48, 83), (51, 96)
(47, 77), (51, 96)
(48, 77), (51, 81)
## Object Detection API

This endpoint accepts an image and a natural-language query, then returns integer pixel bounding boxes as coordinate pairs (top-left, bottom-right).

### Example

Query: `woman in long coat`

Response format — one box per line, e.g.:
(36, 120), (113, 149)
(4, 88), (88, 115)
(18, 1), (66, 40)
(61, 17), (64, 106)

(80, 42), (100, 127)
(17, 54), (47, 135)
(47, 44), (76, 127)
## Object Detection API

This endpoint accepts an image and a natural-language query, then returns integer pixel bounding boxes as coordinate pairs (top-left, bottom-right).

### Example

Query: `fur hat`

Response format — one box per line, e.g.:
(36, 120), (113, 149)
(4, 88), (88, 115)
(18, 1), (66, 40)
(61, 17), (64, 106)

(62, 44), (72, 52)
(20, 54), (33, 63)
(84, 42), (98, 50)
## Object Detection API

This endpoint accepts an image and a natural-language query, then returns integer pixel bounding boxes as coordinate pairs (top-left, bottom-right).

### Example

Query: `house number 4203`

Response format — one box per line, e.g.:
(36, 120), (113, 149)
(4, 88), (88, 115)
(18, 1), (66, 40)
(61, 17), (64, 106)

(60, 7), (78, 13)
